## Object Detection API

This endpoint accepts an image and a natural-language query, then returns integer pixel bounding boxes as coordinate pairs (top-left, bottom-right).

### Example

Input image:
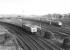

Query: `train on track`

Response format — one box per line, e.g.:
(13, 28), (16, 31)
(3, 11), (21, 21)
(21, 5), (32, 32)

(22, 23), (41, 34)
(50, 21), (62, 27)
(45, 21), (63, 27)
(22, 21), (62, 33)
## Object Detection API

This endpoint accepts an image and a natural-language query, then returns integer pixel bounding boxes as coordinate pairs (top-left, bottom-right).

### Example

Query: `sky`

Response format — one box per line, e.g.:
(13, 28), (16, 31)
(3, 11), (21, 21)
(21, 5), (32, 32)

(0, 0), (70, 15)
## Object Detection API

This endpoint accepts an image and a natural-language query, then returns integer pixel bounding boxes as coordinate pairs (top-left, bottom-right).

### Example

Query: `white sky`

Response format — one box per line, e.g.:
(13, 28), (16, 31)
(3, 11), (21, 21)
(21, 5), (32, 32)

(0, 0), (70, 15)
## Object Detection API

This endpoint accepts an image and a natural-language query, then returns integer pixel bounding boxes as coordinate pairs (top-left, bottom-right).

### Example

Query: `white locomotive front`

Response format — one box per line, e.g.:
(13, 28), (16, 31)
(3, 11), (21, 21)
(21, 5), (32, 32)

(22, 23), (41, 33)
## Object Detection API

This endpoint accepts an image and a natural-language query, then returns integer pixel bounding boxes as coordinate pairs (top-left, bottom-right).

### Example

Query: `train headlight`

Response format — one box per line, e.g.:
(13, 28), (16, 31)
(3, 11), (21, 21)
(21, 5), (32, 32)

(31, 27), (37, 32)
(58, 22), (62, 25)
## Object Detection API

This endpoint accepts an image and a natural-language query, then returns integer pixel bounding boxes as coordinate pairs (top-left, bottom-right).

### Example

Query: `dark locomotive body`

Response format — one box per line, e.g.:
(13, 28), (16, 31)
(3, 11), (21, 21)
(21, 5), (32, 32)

(45, 20), (62, 27)
(51, 21), (62, 27)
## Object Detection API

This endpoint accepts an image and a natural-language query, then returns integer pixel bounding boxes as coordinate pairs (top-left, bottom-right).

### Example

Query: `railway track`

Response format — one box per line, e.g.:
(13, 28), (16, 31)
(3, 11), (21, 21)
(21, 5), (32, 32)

(0, 22), (62, 50)
(23, 20), (70, 49)
(41, 24), (70, 36)
(25, 19), (70, 36)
